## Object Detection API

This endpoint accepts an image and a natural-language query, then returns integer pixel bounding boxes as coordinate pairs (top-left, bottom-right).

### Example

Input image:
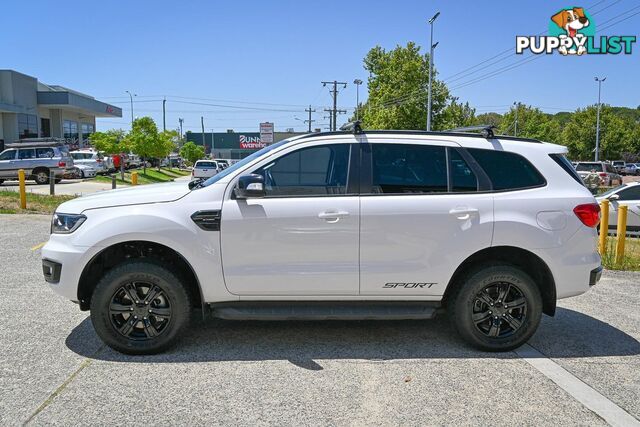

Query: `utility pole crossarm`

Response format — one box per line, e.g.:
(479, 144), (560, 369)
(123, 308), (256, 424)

(304, 105), (316, 132)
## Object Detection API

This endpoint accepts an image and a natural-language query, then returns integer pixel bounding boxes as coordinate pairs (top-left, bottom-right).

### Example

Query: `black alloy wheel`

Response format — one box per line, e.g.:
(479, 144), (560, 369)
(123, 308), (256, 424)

(471, 282), (527, 338)
(109, 282), (173, 340)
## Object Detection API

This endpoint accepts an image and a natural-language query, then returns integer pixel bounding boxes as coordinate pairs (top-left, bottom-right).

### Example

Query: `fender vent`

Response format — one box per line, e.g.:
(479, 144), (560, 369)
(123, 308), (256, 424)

(191, 210), (221, 231)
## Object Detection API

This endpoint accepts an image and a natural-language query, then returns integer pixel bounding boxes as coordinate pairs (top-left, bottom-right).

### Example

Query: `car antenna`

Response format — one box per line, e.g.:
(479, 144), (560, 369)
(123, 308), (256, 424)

(339, 120), (363, 135)
(445, 125), (496, 139)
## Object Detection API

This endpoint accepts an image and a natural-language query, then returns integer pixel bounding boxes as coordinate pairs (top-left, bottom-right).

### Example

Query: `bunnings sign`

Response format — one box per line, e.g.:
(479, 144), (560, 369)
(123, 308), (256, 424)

(239, 134), (265, 149)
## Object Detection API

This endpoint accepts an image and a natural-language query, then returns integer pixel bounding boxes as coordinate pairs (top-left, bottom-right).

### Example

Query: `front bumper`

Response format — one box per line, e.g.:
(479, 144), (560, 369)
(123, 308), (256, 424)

(41, 238), (88, 301)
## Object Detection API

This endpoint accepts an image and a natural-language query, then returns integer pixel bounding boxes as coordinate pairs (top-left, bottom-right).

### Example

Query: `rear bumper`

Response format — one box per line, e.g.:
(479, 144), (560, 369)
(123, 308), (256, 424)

(590, 265), (603, 287)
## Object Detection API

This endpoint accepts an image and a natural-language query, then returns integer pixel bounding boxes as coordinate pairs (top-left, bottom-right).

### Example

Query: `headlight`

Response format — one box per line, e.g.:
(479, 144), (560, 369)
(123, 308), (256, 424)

(51, 213), (86, 234)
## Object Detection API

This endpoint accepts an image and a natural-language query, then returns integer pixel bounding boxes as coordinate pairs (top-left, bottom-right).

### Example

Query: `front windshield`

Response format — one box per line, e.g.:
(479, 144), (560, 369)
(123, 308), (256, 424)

(195, 139), (291, 188)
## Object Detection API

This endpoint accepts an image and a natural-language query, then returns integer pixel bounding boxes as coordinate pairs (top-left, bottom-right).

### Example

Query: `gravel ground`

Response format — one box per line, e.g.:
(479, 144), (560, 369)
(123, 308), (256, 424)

(0, 214), (638, 426)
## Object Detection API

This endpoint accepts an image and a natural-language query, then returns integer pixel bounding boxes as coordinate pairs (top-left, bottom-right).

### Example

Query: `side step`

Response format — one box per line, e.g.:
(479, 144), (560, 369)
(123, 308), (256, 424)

(209, 302), (440, 321)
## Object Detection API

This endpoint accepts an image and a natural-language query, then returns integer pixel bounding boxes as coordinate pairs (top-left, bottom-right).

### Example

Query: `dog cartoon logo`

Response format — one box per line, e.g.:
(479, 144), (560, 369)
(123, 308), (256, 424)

(516, 6), (635, 56)
(550, 7), (591, 55)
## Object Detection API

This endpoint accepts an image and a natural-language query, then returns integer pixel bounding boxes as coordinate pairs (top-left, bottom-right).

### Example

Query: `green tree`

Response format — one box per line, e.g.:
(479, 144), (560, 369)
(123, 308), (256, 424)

(437, 99), (476, 130)
(498, 104), (561, 143)
(179, 141), (205, 164)
(124, 117), (162, 173)
(358, 42), (450, 130)
(154, 130), (178, 170)
(560, 105), (634, 160)
(89, 129), (128, 155)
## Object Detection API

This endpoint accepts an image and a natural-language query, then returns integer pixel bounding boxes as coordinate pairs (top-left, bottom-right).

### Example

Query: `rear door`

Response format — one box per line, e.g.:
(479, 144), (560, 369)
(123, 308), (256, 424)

(359, 141), (494, 296)
(17, 148), (36, 175)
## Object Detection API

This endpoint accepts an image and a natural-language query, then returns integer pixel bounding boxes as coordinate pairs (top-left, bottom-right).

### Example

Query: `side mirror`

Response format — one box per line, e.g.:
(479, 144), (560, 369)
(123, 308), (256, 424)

(235, 174), (265, 199)
(608, 193), (620, 201)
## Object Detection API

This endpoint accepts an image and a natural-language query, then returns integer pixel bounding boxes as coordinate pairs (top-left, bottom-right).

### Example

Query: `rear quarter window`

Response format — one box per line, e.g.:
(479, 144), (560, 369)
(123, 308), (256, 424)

(467, 148), (546, 191)
(550, 153), (584, 185)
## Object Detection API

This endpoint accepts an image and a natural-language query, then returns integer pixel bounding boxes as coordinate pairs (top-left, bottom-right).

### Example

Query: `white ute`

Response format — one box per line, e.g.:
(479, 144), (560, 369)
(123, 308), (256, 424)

(42, 127), (602, 354)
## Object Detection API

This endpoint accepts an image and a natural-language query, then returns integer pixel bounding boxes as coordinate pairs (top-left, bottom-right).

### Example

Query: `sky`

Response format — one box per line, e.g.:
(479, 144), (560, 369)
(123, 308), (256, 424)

(3, 0), (639, 134)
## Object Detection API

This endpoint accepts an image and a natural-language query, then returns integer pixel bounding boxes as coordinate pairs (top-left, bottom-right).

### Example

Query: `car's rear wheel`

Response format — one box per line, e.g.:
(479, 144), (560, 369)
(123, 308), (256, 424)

(33, 169), (49, 185)
(449, 265), (542, 352)
(90, 261), (192, 355)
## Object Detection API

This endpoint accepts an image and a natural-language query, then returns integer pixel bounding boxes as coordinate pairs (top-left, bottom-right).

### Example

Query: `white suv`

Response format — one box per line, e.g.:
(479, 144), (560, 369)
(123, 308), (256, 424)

(42, 130), (602, 354)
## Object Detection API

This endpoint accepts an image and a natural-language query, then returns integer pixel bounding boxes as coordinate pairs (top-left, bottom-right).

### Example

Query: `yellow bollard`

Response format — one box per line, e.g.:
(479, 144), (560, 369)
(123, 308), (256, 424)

(615, 205), (628, 265)
(599, 199), (609, 255)
(131, 171), (138, 186)
(18, 169), (27, 209)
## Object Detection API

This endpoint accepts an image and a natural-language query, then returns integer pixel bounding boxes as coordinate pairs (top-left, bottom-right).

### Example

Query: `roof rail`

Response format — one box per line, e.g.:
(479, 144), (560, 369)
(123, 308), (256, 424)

(295, 129), (542, 143)
(445, 125), (496, 139)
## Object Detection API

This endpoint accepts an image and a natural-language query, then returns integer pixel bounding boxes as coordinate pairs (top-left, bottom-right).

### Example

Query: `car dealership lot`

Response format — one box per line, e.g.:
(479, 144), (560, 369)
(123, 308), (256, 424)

(0, 214), (638, 426)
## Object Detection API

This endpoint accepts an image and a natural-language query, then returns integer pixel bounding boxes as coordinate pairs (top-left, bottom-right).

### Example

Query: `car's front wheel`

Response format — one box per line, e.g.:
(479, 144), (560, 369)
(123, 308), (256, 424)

(449, 265), (542, 352)
(90, 261), (192, 354)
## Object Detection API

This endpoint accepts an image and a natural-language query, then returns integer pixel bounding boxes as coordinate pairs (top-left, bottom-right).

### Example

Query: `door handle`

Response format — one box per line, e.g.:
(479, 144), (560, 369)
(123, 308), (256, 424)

(449, 207), (479, 220)
(318, 210), (350, 223)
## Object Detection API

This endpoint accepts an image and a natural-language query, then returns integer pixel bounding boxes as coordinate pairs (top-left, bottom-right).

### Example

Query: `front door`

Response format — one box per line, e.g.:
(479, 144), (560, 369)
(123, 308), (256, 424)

(359, 142), (494, 296)
(608, 185), (640, 232)
(0, 149), (17, 178)
(221, 142), (360, 296)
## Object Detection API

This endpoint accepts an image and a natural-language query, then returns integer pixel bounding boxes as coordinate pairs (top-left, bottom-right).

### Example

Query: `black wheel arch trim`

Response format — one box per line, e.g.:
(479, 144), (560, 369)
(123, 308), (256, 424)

(443, 246), (557, 316)
(77, 240), (205, 315)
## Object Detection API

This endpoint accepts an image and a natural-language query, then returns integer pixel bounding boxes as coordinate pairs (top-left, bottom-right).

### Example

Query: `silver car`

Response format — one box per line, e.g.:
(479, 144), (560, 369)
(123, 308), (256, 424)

(0, 141), (74, 185)
(574, 161), (622, 187)
(596, 182), (640, 235)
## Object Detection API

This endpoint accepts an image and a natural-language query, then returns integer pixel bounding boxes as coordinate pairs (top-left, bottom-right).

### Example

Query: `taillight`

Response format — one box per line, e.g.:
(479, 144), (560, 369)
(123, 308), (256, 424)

(573, 203), (600, 228)
(598, 172), (607, 177)
(58, 161), (66, 167)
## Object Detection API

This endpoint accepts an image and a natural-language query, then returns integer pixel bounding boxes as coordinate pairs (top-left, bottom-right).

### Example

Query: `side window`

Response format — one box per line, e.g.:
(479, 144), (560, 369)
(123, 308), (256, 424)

(450, 149), (478, 192)
(18, 149), (36, 160)
(0, 150), (16, 161)
(467, 148), (545, 191)
(370, 144), (447, 194)
(36, 148), (55, 158)
(255, 143), (350, 196)
(617, 186), (640, 201)
(606, 164), (615, 173)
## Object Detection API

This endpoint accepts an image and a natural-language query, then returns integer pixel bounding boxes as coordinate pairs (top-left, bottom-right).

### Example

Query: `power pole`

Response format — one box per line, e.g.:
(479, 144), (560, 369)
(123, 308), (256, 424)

(427, 11), (440, 131)
(162, 98), (166, 132)
(595, 76), (606, 161)
(322, 80), (347, 131)
(201, 116), (206, 155)
(178, 118), (184, 139)
(305, 105), (316, 132)
(324, 108), (333, 132)
(513, 102), (520, 137)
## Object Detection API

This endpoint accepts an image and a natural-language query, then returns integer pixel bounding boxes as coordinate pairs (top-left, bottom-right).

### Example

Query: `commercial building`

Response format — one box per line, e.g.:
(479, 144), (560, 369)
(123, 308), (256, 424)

(0, 70), (122, 150)
(186, 130), (305, 159)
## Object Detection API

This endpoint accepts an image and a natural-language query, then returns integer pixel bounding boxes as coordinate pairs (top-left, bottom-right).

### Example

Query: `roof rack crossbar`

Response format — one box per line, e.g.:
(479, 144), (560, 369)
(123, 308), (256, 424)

(445, 125), (496, 139)
(339, 120), (363, 135)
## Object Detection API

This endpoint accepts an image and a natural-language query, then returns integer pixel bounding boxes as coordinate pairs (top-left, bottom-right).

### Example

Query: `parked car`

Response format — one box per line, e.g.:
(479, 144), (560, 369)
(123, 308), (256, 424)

(75, 164), (97, 179)
(574, 162), (622, 186)
(596, 182), (640, 235)
(611, 160), (626, 174)
(70, 150), (109, 174)
(192, 160), (223, 179)
(125, 154), (142, 169)
(0, 141), (74, 185)
(216, 159), (229, 169)
(42, 129), (602, 355)
(624, 163), (640, 176)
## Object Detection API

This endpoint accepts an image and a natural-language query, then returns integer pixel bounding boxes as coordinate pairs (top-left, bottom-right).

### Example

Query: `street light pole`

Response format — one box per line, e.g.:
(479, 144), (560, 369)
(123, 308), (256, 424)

(125, 90), (136, 126)
(594, 76), (606, 162)
(513, 102), (520, 137)
(427, 11), (440, 131)
(353, 79), (363, 121)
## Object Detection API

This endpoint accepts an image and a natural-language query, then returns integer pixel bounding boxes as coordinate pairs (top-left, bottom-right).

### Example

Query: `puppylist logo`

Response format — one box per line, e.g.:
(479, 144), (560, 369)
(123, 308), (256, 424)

(516, 6), (636, 55)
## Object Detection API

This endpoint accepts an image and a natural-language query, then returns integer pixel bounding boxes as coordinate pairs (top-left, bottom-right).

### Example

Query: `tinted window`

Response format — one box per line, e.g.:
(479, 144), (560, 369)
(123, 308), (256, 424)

(255, 144), (350, 196)
(36, 148), (55, 158)
(617, 186), (640, 201)
(370, 144), (447, 194)
(576, 163), (602, 172)
(468, 148), (545, 191)
(0, 150), (16, 161)
(196, 161), (217, 168)
(450, 149), (478, 192)
(18, 149), (36, 160)
(550, 153), (583, 185)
